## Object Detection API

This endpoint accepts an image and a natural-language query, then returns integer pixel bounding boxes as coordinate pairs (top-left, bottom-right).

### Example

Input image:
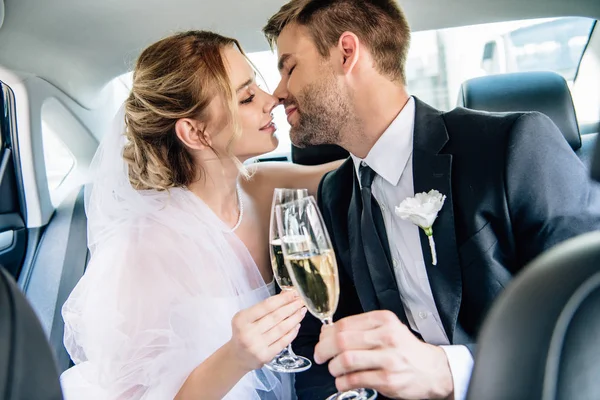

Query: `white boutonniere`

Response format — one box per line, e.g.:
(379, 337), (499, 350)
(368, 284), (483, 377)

(395, 190), (446, 265)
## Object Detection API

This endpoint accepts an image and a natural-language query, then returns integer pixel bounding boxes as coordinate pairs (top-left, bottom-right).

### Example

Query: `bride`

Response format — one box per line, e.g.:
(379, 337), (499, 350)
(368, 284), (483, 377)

(60, 30), (341, 400)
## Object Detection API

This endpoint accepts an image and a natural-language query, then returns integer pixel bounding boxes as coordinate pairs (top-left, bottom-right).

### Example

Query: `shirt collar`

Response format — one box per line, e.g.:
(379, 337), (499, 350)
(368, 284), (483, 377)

(351, 96), (415, 186)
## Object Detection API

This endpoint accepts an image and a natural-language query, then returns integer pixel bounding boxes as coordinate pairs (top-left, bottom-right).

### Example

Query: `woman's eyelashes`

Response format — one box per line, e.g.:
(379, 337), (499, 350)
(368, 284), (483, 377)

(239, 86), (256, 105)
(240, 94), (255, 105)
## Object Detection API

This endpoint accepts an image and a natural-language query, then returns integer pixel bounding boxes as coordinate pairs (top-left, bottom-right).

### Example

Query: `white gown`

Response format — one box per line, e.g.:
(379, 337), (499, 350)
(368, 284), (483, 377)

(60, 187), (295, 399)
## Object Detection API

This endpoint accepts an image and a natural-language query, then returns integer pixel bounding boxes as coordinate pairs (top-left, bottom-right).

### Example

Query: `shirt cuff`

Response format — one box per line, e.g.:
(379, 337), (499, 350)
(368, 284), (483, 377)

(440, 345), (474, 400)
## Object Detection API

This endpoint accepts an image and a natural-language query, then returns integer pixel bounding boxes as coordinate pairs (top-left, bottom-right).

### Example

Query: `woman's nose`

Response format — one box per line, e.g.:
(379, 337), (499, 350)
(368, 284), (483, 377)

(263, 93), (279, 114)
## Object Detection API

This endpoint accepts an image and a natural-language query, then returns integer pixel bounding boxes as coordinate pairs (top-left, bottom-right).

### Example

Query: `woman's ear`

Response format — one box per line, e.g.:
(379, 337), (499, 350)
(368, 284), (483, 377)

(338, 31), (360, 75)
(175, 118), (211, 150)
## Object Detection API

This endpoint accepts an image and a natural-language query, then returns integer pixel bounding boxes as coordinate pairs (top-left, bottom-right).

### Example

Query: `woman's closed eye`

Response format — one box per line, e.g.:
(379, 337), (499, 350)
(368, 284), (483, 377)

(240, 94), (255, 105)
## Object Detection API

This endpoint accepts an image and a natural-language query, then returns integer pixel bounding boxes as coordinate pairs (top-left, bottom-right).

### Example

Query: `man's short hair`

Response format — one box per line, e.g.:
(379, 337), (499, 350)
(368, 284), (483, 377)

(263, 0), (411, 83)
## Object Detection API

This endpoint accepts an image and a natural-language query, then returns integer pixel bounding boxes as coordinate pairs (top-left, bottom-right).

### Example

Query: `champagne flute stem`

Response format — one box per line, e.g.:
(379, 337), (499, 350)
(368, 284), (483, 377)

(282, 344), (296, 357)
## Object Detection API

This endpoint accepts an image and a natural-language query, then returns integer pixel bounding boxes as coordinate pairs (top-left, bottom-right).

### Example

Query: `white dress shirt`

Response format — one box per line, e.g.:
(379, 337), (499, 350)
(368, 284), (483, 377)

(350, 97), (473, 400)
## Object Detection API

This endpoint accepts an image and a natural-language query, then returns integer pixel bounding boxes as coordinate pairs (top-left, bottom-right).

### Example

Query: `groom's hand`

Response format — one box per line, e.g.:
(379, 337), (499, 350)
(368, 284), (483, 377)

(314, 310), (454, 400)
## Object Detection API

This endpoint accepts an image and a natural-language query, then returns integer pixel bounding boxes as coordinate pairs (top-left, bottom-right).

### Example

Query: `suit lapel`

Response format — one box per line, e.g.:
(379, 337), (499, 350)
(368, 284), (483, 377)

(412, 98), (462, 342)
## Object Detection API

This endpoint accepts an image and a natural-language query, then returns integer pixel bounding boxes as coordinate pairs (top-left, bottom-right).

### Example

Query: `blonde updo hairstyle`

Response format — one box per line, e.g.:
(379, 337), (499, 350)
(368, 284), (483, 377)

(123, 30), (248, 191)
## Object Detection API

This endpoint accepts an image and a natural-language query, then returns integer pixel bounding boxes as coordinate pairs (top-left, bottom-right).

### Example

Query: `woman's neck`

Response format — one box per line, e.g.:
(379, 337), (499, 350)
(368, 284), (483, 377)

(187, 158), (242, 229)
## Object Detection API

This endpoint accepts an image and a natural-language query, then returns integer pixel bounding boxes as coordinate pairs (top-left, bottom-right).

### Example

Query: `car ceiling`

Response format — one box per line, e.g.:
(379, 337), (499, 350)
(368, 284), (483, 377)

(0, 0), (598, 109)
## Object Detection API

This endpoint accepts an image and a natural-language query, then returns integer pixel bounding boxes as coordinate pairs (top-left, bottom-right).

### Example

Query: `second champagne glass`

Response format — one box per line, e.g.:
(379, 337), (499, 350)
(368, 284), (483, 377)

(275, 196), (377, 400)
(264, 188), (312, 373)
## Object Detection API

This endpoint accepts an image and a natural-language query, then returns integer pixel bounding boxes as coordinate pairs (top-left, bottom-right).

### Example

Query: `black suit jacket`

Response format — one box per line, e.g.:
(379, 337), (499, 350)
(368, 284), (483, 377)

(293, 99), (600, 399)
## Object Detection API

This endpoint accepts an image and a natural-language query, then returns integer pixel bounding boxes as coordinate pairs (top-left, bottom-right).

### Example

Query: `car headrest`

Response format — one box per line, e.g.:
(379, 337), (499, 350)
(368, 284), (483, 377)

(468, 231), (600, 400)
(0, 267), (63, 400)
(291, 143), (349, 166)
(457, 71), (581, 150)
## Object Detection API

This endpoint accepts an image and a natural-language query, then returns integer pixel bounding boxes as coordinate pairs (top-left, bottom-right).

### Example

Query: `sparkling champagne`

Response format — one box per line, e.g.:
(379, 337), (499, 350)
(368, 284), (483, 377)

(270, 239), (293, 289)
(286, 249), (339, 321)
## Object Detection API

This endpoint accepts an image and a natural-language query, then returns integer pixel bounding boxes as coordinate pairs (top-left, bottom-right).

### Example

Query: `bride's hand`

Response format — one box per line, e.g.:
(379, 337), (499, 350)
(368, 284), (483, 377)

(228, 290), (307, 372)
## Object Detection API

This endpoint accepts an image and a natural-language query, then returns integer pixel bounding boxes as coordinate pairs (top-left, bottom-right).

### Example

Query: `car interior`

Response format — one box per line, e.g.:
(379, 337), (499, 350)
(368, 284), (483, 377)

(0, 0), (599, 398)
(467, 224), (600, 400)
(0, 267), (63, 400)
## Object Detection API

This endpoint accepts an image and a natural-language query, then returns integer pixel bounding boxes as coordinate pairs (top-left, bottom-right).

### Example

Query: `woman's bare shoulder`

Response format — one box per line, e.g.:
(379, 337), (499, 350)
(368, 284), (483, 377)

(242, 160), (344, 199)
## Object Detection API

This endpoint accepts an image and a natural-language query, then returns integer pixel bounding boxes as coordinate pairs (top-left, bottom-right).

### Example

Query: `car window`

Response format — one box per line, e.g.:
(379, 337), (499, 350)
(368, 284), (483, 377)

(42, 121), (76, 193)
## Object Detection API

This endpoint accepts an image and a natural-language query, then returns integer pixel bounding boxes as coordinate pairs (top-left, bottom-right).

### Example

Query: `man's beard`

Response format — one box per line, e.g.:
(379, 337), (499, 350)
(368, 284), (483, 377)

(288, 76), (352, 148)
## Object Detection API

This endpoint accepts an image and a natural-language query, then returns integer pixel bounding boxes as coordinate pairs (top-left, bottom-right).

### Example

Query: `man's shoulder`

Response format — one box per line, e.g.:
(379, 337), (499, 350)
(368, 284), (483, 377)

(442, 106), (525, 132)
(321, 157), (354, 184)
(318, 157), (354, 208)
(438, 107), (545, 152)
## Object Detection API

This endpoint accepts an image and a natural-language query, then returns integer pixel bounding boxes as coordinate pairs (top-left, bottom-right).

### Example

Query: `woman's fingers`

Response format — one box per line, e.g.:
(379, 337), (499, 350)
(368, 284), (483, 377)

(230, 289), (307, 369)
(254, 296), (305, 334)
(236, 290), (298, 325)
(268, 321), (302, 354)
(262, 306), (307, 345)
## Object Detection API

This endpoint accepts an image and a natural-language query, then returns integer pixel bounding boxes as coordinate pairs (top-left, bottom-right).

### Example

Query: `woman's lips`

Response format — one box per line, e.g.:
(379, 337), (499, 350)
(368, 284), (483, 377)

(260, 120), (276, 133)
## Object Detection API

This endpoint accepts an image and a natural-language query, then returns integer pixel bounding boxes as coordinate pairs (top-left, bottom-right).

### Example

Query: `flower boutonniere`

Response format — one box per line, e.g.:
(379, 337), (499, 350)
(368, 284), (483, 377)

(395, 190), (446, 265)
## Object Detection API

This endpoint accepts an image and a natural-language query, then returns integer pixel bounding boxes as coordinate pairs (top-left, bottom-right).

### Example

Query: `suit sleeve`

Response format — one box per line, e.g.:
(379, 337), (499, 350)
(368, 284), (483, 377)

(505, 112), (600, 267)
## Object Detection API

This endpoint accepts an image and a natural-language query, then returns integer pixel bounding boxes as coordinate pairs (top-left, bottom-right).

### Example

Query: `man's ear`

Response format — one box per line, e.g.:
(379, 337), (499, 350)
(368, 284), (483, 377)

(175, 118), (211, 150)
(338, 31), (360, 75)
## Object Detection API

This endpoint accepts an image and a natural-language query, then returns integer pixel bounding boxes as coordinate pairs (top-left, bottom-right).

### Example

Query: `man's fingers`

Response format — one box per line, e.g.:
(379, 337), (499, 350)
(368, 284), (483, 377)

(322, 310), (400, 334)
(328, 349), (393, 377)
(314, 328), (381, 364)
(315, 320), (407, 364)
(335, 369), (403, 396)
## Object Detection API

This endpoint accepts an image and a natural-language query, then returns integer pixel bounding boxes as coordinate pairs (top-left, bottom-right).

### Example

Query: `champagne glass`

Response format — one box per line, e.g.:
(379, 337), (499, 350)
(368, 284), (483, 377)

(265, 188), (312, 373)
(275, 197), (377, 400)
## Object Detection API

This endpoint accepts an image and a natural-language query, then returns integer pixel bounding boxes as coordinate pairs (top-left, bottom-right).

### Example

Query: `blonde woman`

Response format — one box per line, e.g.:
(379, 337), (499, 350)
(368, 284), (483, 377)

(60, 31), (341, 400)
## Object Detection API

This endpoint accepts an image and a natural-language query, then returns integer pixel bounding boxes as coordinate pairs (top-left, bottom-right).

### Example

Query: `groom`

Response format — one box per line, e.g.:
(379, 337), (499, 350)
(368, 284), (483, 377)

(264, 1), (600, 399)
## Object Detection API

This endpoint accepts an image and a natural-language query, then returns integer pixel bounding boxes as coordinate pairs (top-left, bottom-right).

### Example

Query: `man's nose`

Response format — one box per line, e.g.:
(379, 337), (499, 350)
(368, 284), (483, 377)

(273, 78), (287, 103)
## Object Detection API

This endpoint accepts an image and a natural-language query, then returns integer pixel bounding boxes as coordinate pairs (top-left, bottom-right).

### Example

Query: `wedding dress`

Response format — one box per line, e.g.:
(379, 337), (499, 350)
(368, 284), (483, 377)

(60, 106), (294, 399)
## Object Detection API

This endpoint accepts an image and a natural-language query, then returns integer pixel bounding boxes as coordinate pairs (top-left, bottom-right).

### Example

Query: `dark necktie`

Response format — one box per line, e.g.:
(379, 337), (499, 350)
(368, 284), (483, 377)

(359, 164), (407, 321)
(359, 164), (392, 267)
